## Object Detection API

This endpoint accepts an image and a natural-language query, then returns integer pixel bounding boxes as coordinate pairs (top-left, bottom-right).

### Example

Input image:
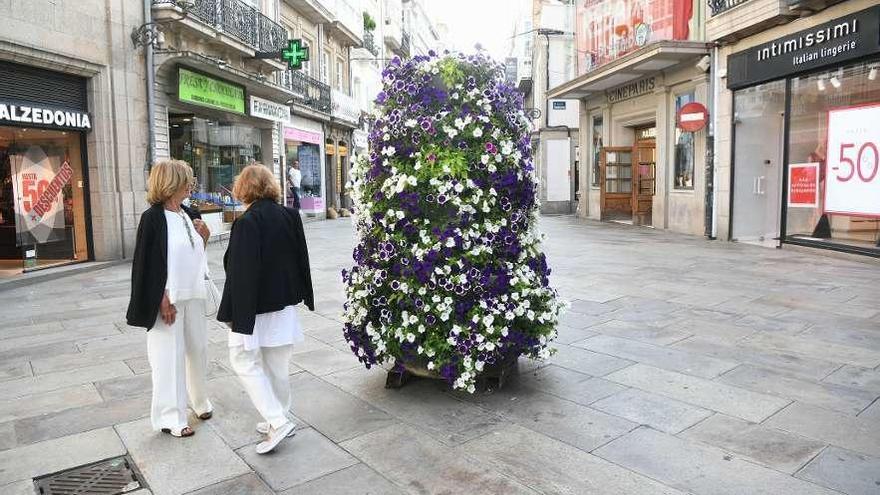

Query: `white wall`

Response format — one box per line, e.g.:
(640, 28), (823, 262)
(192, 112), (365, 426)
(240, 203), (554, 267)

(546, 138), (572, 201)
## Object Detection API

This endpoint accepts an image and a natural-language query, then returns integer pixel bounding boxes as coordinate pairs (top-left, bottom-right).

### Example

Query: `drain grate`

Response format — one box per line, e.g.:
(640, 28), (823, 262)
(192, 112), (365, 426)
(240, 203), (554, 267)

(34, 455), (147, 495)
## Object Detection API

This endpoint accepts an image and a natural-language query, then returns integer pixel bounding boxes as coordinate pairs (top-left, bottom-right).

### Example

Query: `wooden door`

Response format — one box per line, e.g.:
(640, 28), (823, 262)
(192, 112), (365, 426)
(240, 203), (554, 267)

(633, 142), (656, 226)
(600, 147), (633, 221)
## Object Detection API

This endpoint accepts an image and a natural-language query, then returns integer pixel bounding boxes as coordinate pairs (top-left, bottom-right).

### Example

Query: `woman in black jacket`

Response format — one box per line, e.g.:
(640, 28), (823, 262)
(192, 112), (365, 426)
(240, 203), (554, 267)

(126, 159), (213, 438)
(218, 164), (314, 455)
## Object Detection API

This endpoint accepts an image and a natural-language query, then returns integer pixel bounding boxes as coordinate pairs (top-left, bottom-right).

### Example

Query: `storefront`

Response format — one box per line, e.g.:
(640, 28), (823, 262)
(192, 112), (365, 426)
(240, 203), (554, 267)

(163, 65), (280, 234)
(718, 2), (880, 256)
(0, 61), (93, 276)
(284, 116), (326, 218)
(328, 89), (361, 212)
(550, 41), (711, 235)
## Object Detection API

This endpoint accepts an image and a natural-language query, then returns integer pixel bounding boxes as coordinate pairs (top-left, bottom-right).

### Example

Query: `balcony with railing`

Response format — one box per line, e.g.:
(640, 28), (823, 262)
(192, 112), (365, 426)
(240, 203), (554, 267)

(280, 69), (332, 115)
(706, 0), (843, 42)
(328, 0), (364, 46)
(395, 31), (411, 58)
(152, 0), (287, 53)
(363, 30), (379, 57)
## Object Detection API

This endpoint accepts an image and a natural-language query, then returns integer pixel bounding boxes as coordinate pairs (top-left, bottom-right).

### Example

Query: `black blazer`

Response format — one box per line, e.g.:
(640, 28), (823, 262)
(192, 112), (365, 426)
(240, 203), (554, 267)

(217, 199), (314, 334)
(126, 204), (168, 330)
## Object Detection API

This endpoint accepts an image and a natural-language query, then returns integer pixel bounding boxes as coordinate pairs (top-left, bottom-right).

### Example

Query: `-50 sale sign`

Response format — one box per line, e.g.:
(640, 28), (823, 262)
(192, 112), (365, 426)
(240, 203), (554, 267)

(825, 104), (880, 217)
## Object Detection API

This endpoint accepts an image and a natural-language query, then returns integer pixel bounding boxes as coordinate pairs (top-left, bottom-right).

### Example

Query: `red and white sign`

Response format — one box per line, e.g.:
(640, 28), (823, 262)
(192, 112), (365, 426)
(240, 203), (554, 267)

(677, 102), (708, 132)
(10, 145), (73, 244)
(788, 162), (820, 208)
(825, 103), (880, 217)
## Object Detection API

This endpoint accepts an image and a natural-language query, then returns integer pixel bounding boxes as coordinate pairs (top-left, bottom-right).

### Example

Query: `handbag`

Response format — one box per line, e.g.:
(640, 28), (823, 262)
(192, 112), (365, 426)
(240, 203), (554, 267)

(204, 275), (221, 317)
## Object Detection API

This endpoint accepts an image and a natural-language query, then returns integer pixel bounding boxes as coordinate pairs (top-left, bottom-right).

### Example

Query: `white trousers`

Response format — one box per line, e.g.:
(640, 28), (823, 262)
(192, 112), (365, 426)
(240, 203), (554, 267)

(229, 344), (292, 429)
(147, 298), (213, 431)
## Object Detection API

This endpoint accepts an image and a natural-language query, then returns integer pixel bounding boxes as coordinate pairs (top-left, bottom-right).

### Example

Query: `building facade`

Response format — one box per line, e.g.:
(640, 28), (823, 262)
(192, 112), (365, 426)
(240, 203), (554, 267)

(710, 0), (879, 256)
(0, 0), (148, 278)
(549, 0), (710, 234)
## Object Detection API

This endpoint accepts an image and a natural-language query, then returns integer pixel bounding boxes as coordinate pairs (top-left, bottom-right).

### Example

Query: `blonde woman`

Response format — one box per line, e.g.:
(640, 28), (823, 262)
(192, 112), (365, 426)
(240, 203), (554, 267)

(126, 159), (213, 438)
(218, 164), (314, 454)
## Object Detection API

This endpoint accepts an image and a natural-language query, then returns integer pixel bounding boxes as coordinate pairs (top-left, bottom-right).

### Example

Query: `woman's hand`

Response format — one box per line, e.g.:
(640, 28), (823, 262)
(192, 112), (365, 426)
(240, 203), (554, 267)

(193, 219), (210, 245)
(160, 291), (177, 325)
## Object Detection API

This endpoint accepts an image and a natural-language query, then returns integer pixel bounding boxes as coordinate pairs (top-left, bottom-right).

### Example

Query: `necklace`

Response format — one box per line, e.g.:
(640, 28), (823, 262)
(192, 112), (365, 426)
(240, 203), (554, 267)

(175, 209), (196, 249)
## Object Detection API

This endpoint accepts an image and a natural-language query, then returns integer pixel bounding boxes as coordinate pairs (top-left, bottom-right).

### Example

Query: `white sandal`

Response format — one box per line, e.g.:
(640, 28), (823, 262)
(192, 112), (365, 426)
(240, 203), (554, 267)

(161, 425), (194, 437)
(256, 422), (295, 454)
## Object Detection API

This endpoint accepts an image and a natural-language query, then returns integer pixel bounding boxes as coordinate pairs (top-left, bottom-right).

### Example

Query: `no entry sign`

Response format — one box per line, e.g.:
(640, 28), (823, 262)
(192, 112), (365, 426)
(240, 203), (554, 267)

(677, 102), (708, 132)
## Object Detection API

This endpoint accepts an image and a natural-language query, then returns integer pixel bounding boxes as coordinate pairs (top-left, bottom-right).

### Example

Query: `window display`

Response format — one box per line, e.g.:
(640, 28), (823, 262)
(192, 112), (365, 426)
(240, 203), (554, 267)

(591, 116), (602, 187)
(674, 92), (695, 190)
(285, 140), (323, 212)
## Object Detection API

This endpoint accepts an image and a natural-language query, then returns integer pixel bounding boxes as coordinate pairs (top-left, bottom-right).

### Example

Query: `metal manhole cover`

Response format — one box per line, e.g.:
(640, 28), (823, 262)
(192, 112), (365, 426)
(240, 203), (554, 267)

(34, 455), (147, 495)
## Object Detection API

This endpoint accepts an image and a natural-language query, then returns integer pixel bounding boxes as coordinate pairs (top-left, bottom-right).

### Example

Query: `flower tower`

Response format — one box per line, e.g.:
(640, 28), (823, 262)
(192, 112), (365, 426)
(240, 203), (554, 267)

(342, 52), (565, 392)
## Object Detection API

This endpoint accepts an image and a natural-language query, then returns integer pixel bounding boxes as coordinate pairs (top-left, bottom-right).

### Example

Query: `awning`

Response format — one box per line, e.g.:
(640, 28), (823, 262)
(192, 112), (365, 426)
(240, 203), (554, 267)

(547, 41), (711, 100)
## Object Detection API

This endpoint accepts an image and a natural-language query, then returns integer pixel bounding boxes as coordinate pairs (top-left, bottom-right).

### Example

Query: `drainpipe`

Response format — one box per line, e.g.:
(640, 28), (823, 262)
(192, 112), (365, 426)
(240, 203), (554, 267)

(705, 43), (718, 239)
(144, 0), (157, 167)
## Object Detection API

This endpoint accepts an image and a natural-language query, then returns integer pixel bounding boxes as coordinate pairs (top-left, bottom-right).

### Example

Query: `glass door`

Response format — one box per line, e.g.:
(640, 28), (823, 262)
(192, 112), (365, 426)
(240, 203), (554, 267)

(732, 81), (786, 246)
(601, 147), (633, 221)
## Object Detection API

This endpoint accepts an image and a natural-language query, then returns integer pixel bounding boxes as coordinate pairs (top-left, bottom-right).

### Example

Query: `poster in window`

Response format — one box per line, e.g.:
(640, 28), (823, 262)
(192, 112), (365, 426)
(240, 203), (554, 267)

(10, 145), (71, 245)
(824, 104), (880, 217)
(788, 162), (819, 208)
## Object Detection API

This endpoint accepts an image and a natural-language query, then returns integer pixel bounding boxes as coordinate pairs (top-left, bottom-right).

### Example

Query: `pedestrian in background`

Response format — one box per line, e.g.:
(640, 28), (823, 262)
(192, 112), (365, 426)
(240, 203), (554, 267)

(287, 160), (302, 209)
(218, 163), (314, 454)
(126, 159), (213, 438)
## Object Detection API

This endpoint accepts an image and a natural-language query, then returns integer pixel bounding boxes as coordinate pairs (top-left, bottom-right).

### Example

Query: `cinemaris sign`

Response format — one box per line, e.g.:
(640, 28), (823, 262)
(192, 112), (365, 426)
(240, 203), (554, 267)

(727, 6), (880, 90)
(0, 102), (92, 131)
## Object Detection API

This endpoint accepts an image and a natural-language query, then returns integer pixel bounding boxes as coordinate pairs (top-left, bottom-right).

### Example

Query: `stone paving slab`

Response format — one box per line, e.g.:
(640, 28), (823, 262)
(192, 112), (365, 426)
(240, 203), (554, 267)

(595, 427), (839, 495)
(738, 333), (880, 369)
(546, 343), (633, 377)
(679, 413), (826, 474)
(289, 372), (397, 443)
(0, 427), (126, 486)
(606, 364), (791, 423)
(859, 400), (880, 421)
(517, 364), (626, 406)
(796, 447), (880, 495)
(0, 383), (102, 423)
(672, 336), (842, 381)
(459, 424), (685, 495)
(341, 424), (538, 495)
(0, 480), (37, 495)
(765, 402), (880, 457)
(718, 365), (877, 415)
(823, 365), (880, 393)
(117, 417), (251, 495)
(185, 474), (273, 495)
(279, 463), (405, 495)
(586, 319), (693, 346)
(237, 428), (358, 492)
(576, 335), (739, 379)
(591, 388), (713, 434)
(0, 361), (133, 400)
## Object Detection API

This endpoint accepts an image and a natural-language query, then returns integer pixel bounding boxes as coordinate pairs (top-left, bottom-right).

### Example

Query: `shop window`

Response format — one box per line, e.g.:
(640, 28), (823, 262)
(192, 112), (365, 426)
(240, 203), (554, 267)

(284, 140), (322, 212)
(786, 61), (880, 253)
(336, 58), (344, 91)
(674, 92), (695, 190)
(169, 115), (263, 225)
(591, 115), (602, 187)
(0, 128), (89, 272)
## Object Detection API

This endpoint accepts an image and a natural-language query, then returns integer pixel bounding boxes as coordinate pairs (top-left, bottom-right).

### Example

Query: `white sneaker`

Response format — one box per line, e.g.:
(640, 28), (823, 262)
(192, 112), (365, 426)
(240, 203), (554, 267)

(256, 422), (297, 436)
(256, 422), (295, 454)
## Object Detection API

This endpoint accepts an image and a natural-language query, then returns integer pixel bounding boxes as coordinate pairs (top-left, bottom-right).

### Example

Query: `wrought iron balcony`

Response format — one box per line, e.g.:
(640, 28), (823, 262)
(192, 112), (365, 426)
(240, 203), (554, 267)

(363, 30), (379, 57)
(280, 70), (332, 114)
(152, 0), (287, 52)
(708, 0), (750, 16)
(399, 31), (411, 58)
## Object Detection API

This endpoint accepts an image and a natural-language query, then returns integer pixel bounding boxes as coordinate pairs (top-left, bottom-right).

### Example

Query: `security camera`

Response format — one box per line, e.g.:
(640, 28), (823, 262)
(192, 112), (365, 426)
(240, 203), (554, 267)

(696, 56), (711, 73)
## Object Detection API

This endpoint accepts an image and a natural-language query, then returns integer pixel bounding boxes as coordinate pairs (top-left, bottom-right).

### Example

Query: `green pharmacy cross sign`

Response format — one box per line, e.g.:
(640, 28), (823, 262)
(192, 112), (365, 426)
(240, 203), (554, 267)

(282, 40), (309, 70)
(254, 39), (309, 70)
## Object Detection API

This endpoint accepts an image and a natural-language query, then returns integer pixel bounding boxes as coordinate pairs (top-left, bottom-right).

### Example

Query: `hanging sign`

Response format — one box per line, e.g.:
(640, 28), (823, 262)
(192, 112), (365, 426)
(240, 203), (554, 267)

(824, 103), (880, 217)
(249, 95), (290, 123)
(10, 145), (73, 245)
(677, 102), (708, 132)
(788, 162), (820, 208)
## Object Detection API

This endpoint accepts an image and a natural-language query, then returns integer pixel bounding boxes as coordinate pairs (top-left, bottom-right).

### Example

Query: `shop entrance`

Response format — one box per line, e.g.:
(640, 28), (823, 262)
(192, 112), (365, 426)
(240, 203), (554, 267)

(731, 81), (786, 246)
(599, 125), (656, 225)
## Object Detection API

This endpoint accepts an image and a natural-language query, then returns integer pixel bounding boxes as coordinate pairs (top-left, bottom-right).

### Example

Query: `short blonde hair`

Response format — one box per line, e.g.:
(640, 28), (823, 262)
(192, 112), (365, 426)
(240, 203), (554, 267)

(233, 163), (281, 204)
(147, 159), (193, 205)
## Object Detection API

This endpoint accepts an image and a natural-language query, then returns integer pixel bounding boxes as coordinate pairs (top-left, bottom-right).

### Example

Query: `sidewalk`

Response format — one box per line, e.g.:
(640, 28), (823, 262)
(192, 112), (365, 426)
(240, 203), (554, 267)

(1, 217), (878, 494)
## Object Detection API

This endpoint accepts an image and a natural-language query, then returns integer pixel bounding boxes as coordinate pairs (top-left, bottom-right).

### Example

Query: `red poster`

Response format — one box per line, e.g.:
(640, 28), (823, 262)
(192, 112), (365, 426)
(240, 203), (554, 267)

(576, 0), (692, 75)
(788, 162), (820, 208)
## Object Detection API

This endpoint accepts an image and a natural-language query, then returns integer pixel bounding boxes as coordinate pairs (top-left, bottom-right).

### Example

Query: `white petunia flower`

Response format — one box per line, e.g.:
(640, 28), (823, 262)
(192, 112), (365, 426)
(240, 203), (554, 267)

(472, 127), (483, 138)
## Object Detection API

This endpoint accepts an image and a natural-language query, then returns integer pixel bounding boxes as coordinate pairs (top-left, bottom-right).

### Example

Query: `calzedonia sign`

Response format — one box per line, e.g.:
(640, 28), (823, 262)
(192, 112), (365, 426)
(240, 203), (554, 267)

(0, 101), (91, 131)
(728, 6), (880, 90)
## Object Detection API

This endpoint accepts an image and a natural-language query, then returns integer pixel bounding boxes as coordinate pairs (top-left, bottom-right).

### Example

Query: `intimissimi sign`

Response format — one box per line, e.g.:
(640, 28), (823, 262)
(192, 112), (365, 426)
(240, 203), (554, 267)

(0, 101), (92, 131)
(728, 6), (880, 89)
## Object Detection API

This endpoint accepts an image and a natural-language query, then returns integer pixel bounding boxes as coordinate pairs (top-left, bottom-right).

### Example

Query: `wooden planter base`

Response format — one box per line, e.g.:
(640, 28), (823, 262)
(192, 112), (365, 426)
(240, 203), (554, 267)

(385, 357), (519, 391)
